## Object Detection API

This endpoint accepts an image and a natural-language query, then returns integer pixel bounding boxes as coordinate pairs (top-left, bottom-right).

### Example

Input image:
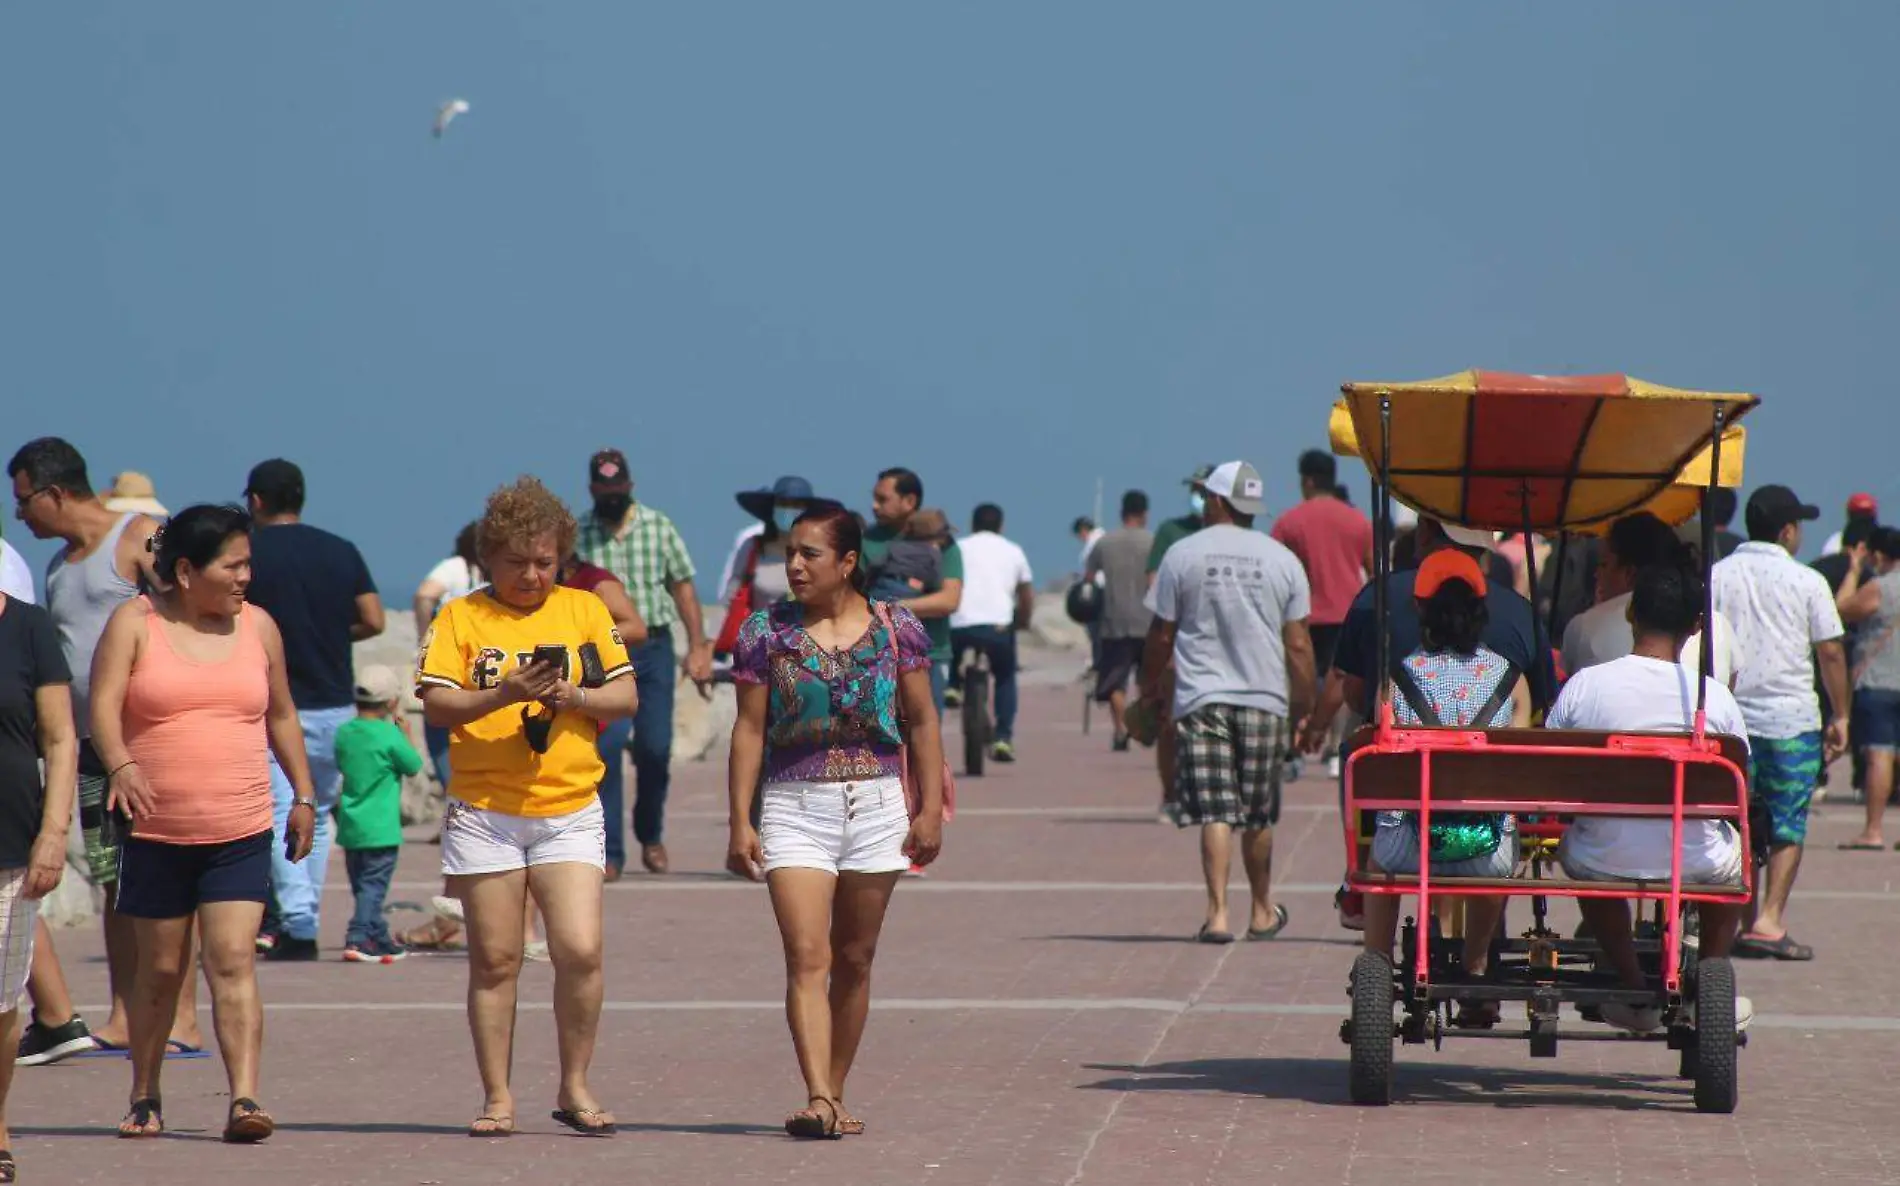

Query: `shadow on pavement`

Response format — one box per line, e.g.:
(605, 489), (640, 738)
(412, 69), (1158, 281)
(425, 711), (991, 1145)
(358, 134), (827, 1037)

(1080, 1057), (1696, 1111)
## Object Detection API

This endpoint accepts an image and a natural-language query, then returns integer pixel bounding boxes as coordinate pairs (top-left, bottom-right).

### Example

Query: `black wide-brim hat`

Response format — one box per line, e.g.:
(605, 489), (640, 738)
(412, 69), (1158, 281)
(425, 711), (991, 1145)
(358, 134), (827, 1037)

(736, 475), (840, 523)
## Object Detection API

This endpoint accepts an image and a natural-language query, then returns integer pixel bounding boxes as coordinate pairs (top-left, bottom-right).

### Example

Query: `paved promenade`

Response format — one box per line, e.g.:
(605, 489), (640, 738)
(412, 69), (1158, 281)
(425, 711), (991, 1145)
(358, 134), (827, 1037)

(17, 684), (1900, 1185)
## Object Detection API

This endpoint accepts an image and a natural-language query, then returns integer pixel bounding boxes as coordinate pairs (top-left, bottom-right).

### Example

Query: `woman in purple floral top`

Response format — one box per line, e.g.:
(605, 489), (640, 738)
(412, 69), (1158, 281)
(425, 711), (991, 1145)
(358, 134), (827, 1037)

(725, 506), (945, 1140)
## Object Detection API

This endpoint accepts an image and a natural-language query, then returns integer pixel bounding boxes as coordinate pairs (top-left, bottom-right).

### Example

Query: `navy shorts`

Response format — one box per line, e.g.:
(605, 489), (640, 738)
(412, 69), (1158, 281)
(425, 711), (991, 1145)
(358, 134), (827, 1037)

(115, 830), (274, 920)
(1853, 688), (1900, 753)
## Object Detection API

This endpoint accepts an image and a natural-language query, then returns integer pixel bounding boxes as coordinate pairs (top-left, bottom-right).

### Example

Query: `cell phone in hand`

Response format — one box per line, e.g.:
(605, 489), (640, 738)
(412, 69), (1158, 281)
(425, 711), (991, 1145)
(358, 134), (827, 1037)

(531, 644), (569, 680)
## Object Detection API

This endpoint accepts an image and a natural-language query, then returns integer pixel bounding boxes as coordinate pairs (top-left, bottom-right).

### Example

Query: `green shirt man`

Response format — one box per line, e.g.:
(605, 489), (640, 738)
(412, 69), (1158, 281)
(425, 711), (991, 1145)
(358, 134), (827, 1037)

(864, 468), (963, 664)
(1147, 464), (1214, 576)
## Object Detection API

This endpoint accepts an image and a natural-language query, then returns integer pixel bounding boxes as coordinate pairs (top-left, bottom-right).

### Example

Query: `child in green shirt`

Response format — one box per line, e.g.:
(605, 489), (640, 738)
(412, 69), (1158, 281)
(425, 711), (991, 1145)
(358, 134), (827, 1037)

(333, 665), (424, 963)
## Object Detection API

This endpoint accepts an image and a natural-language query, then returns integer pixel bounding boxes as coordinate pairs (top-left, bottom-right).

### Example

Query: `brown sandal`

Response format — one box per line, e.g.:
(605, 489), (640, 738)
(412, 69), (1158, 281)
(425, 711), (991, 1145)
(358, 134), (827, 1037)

(223, 1098), (275, 1144)
(835, 1101), (865, 1136)
(468, 1114), (515, 1138)
(784, 1095), (843, 1140)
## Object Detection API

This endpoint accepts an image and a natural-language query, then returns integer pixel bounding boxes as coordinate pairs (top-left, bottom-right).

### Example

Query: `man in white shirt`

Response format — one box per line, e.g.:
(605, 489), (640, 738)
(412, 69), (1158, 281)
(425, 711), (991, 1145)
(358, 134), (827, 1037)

(1711, 485), (1849, 962)
(1548, 557), (1752, 1032)
(0, 535), (33, 603)
(1562, 511), (1743, 684)
(951, 504), (1035, 762)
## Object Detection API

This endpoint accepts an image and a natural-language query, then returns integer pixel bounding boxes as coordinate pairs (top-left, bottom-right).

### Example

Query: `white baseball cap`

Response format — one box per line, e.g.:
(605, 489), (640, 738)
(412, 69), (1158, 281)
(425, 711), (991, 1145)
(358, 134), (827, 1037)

(1203, 461), (1267, 517)
(353, 665), (405, 705)
(1430, 520), (1498, 550)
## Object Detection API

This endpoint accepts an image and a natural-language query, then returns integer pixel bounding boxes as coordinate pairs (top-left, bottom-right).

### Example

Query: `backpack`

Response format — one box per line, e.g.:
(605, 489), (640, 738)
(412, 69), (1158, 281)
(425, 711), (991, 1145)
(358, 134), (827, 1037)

(1388, 654), (1520, 863)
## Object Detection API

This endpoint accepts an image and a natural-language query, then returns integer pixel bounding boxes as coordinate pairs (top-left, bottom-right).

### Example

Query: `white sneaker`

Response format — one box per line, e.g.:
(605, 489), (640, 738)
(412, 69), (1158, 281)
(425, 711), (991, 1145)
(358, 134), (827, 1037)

(1327, 755), (1342, 780)
(1735, 995), (1754, 1032)
(523, 941), (550, 962)
(1599, 1002), (1664, 1033)
(431, 895), (465, 923)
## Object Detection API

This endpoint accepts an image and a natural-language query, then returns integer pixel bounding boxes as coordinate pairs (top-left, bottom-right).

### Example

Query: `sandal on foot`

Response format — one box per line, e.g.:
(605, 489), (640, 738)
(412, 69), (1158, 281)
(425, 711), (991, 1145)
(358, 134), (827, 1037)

(551, 1108), (616, 1136)
(468, 1114), (515, 1138)
(223, 1098), (276, 1144)
(0, 1149), (14, 1184)
(1195, 923), (1236, 945)
(1247, 903), (1290, 941)
(785, 1096), (843, 1140)
(834, 1101), (865, 1136)
(117, 1098), (163, 1139)
(1836, 840), (1886, 851)
(1735, 932), (1815, 961)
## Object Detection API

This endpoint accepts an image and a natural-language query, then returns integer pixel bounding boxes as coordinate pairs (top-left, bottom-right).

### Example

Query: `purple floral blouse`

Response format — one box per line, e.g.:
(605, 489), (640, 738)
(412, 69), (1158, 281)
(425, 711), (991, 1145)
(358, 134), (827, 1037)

(731, 600), (932, 784)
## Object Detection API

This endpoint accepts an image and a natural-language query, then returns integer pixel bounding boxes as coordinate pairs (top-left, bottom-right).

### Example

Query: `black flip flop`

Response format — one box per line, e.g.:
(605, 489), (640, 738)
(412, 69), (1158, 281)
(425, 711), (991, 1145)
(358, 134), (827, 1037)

(117, 1097), (162, 1139)
(1735, 933), (1815, 961)
(1836, 840), (1886, 851)
(551, 1108), (616, 1136)
(1247, 904), (1290, 941)
(0, 1149), (16, 1184)
(1195, 924), (1236, 945)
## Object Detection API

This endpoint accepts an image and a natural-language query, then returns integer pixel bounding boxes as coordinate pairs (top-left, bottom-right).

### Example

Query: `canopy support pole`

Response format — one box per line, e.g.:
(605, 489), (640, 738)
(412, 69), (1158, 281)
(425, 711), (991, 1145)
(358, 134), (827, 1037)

(1695, 407), (1726, 737)
(1520, 483), (1545, 699)
(1374, 394), (1393, 730)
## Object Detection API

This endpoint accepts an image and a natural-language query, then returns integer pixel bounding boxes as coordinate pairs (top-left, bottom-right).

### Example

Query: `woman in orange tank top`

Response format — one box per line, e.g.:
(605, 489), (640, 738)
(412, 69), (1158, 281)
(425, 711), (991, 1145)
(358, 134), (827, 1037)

(89, 505), (318, 1144)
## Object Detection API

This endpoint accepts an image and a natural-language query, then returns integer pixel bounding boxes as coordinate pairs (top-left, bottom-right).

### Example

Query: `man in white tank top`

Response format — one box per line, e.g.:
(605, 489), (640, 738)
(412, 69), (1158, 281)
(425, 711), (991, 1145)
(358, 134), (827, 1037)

(7, 437), (203, 1062)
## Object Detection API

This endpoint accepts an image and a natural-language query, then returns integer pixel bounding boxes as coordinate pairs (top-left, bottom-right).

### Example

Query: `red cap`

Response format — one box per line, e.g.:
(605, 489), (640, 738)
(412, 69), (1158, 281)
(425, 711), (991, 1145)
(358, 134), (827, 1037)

(1848, 492), (1878, 518)
(1414, 549), (1487, 599)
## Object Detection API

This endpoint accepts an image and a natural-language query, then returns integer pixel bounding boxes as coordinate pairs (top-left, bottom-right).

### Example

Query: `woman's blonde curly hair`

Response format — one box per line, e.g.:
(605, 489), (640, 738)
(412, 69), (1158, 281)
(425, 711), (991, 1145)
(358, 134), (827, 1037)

(477, 476), (577, 561)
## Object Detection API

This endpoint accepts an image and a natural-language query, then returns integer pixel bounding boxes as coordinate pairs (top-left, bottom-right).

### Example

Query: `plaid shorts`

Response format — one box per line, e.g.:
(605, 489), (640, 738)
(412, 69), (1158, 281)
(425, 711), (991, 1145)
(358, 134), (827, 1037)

(76, 744), (119, 886)
(1172, 703), (1286, 829)
(0, 868), (35, 1009)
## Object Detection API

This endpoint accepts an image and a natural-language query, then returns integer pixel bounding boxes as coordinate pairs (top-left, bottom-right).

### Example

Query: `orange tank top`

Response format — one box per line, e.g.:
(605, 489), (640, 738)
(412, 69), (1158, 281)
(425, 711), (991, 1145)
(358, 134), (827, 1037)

(123, 599), (275, 844)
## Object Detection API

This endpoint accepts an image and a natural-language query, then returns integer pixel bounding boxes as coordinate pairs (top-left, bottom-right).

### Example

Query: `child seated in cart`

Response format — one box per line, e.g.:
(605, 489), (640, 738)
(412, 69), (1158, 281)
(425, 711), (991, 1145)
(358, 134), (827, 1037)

(1545, 549), (1752, 1033)
(1363, 550), (1531, 1025)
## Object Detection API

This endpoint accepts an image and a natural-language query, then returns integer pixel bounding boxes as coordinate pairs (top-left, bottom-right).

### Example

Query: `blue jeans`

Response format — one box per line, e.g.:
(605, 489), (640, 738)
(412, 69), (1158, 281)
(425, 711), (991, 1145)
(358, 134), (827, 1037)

(268, 705), (352, 942)
(629, 633), (676, 847)
(951, 626), (1020, 742)
(344, 847), (399, 947)
(596, 716), (634, 868)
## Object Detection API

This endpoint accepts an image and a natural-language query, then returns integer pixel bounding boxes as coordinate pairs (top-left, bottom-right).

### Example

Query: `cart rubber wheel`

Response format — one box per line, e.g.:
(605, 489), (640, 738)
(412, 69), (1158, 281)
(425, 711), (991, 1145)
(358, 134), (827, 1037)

(962, 666), (988, 778)
(1349, 952), (1395, 1106)
(1693, 957), (1739, 1114)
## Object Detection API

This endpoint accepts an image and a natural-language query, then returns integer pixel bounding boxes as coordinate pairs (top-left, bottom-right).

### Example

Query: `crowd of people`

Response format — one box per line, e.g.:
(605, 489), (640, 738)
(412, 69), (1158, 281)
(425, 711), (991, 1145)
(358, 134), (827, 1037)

(0, 426), (1885, 1171)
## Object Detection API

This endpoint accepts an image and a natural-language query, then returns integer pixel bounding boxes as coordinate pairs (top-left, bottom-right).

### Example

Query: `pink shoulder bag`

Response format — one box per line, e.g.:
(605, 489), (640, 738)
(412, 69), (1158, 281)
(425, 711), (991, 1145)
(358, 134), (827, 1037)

(872, 600), (955, 822)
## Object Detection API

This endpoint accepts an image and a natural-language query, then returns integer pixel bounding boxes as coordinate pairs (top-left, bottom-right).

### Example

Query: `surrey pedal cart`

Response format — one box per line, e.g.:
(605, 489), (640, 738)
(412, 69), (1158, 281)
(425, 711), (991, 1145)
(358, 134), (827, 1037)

(1330, 370), (1760, 1113)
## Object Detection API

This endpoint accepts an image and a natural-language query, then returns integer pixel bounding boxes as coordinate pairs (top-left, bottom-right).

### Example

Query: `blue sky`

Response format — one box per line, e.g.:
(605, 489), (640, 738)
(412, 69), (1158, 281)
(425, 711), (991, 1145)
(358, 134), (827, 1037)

(6, 3), (1894, 595)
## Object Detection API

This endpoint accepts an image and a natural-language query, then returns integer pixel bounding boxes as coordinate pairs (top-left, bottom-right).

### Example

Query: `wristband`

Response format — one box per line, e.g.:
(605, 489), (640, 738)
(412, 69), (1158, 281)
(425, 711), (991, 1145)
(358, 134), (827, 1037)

(108, 760), (137, 780)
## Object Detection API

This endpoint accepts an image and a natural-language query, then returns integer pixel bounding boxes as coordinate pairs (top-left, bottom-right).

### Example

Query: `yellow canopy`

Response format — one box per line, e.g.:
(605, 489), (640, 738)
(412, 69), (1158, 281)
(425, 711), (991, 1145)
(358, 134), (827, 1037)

(1329, 370), (1757, 533)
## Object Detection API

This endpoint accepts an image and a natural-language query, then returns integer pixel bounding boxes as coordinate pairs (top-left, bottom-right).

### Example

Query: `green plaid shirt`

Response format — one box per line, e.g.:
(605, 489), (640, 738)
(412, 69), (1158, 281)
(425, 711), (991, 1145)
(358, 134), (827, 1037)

(577, 505), (697, 631)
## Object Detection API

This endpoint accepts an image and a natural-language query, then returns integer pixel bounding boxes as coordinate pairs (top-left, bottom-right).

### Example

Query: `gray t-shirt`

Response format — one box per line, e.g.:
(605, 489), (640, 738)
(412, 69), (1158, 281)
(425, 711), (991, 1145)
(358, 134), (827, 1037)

(1086, 527), (1155, 640)
(1145, 524), (1311, 718)
(1855, 571), (1900, 692)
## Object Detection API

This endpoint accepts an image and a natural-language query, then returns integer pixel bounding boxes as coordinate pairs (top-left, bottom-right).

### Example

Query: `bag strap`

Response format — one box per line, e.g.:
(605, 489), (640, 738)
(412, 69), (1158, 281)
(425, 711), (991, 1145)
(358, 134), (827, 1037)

(1469, 658), (1522, 727)
(1388, 659), (1441, 727)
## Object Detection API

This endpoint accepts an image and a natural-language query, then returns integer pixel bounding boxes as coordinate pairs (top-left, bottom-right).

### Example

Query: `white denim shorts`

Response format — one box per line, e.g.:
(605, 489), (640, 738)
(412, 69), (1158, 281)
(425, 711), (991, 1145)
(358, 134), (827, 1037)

(441, 798), (605, 876)
(761, 777), (910, 876)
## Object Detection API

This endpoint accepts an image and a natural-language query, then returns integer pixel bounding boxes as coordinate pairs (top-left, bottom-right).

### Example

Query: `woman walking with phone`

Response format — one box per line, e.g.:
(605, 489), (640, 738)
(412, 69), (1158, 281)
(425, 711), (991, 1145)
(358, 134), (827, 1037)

(726, 506), (945, 1139)
(417, 477), (636, 1137)
(89, 504), (318, 1142)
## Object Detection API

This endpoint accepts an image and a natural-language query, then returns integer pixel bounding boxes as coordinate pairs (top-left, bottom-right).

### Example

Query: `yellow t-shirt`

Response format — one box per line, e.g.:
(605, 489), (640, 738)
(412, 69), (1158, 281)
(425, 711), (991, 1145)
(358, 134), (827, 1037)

(416, 586), (634, 818)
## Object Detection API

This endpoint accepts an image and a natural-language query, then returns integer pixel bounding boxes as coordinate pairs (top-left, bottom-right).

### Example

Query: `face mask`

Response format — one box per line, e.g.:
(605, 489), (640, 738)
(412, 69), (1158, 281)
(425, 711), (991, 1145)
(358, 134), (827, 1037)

(772, 506), (800, 535)
(592, 492), (632, 522)
(1189, 491), (1206, 518)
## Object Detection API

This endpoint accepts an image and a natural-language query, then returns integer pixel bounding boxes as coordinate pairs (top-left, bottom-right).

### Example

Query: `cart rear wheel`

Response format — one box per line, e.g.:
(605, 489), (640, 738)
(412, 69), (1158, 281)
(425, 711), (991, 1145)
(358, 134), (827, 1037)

(1693, 957), (1739, 1114)
(1349, 952), (1395, 1106)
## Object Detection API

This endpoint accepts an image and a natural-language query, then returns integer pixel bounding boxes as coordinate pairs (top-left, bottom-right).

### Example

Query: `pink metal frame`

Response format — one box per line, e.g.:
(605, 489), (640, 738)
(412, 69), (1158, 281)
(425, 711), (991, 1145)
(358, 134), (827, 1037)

(1343, 705), (1753, 996)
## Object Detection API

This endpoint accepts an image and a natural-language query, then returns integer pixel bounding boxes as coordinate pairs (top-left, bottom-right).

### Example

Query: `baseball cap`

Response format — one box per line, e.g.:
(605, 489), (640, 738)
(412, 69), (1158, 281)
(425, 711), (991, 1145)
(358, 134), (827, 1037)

(1414, 549), (1487, 599)
(588, 448), (633, 490)
(1181, 463), (1216, 488)
(1202, 461), (1266, 517)
(244, 458), (304, 503)
(1423, 518), (1497, 551)
(1745, 484), (1821, 538)
(353, 665), (404, 705)
(1848, 492), (1879, 518)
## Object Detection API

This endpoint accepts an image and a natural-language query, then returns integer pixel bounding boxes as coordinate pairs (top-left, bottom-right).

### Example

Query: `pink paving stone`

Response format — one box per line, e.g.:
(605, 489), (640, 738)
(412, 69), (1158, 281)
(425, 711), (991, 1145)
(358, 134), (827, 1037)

(12, 685), (1900, 1185)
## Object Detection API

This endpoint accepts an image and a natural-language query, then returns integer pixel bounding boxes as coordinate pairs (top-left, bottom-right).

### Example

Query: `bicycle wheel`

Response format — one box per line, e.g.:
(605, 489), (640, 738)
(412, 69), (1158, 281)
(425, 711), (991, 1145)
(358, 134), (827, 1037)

(962, 663), (989, 777)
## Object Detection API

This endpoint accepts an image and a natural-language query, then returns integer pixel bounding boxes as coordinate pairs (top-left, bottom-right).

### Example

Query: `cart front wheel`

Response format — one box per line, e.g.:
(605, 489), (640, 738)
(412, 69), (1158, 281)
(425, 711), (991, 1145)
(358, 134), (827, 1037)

(1349, 951), (1396, 1106)
(1693, 957), (1739, 1114)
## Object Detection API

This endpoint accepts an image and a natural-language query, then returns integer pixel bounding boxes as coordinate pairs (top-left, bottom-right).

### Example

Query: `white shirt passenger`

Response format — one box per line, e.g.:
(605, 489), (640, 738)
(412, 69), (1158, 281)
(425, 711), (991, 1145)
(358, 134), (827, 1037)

(952, 531), (1034, 630)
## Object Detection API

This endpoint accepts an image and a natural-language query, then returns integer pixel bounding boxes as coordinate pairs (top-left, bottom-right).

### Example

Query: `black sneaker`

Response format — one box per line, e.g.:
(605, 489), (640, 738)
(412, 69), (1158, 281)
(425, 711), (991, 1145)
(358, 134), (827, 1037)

(18, 1015), (98, 1066)
(1111, 733), (1131, 753)
(263, 937), (319, 962)
(991, 740), (1017, 763)
(371, 937), (410, 962)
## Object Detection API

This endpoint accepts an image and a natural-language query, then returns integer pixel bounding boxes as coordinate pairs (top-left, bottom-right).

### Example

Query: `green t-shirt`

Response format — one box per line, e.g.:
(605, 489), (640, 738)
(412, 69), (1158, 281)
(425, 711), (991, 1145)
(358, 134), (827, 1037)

(1147, 514), (1202, 573)
(862, 524), (964, 661)
(333, 716), (423, 850)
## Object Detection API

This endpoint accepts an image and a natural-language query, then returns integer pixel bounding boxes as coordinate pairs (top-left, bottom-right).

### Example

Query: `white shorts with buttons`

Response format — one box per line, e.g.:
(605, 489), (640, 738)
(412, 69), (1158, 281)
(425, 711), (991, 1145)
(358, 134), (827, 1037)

(761, 777), (911, 876)
(441, 798), (606, 876)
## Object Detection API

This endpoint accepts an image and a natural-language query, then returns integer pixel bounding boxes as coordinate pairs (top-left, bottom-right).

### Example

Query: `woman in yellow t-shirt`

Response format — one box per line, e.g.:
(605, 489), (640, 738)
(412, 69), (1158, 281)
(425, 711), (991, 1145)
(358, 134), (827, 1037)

(417, 477), (636, 1138)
